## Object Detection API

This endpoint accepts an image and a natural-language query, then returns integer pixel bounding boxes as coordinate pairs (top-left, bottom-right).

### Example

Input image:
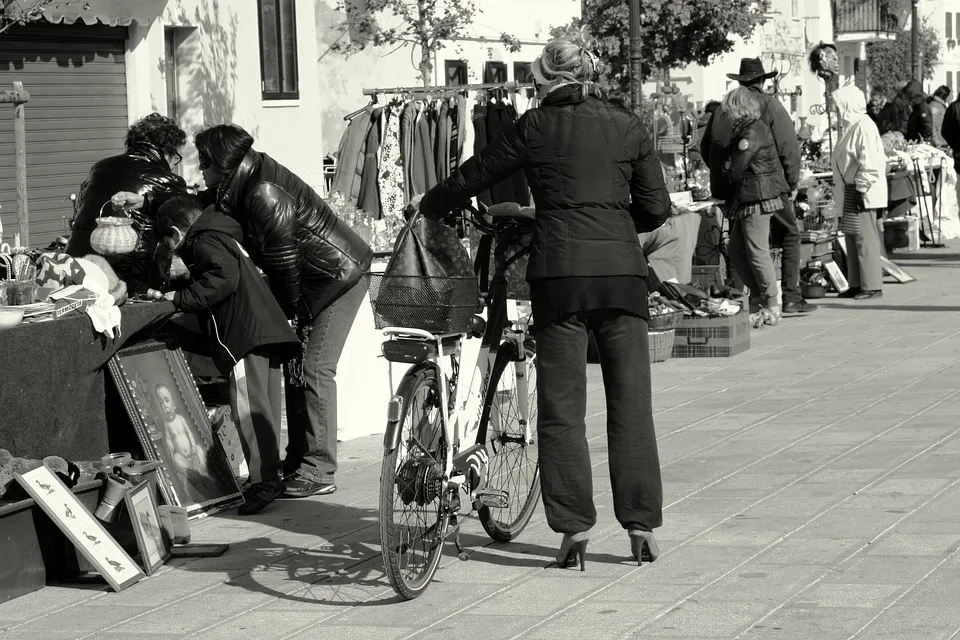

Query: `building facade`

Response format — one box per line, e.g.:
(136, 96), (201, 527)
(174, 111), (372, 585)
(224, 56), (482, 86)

(920, 0), (960, 95)
(315, 0), (581, 156)
(0, 0), (326, 248)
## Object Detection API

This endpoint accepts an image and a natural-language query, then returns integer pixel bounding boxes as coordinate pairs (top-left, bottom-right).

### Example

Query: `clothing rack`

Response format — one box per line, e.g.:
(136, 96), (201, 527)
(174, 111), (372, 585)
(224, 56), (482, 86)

(361, 81), (533, 98)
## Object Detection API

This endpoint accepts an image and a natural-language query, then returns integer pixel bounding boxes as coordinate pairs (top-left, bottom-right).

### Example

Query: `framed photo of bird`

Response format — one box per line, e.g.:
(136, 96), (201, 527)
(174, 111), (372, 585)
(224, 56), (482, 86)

(124, 481), (169, 576)
(15, 466), (143, 592)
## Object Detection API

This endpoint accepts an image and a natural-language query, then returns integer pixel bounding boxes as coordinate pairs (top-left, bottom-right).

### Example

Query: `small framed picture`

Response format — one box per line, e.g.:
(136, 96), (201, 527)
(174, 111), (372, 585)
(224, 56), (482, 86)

(108, 341), (243, 519)
(124, 482), (169, 576)
(16, 467), (143, 592)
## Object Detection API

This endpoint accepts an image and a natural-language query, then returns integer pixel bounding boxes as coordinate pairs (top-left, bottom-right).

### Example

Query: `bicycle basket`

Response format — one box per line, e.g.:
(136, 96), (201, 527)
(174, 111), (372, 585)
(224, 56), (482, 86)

(366, 273), (480, 334)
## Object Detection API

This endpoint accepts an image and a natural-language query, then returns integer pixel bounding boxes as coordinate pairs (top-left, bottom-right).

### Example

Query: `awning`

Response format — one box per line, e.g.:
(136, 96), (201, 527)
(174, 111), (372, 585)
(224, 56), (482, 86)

(5, 0), (168, 27)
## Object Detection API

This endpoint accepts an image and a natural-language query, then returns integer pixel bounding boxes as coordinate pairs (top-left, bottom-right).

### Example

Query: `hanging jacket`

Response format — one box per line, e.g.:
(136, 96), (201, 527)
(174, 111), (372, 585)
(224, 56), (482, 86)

(420, 84), (671, 282)
(488, 101), (531, 206)
(725, 118), (790, 206)
(700, 85), (800, 202)
(330, 108), (372, 203)
(832, 85), (889, 211)
(218, 150), (373, 319)
(356, 108), (382, 217)
(172, 209), (299, 373)
(68, 144), (189, 293)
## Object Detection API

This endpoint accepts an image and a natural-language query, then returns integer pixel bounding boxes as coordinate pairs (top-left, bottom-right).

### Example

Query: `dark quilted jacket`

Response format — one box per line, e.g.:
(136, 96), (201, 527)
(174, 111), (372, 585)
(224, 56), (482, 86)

(420, 84), (671, 281)
(726, 119), (790, 205)
(217, 150), (373, 319)
(68, 145), (188, 292)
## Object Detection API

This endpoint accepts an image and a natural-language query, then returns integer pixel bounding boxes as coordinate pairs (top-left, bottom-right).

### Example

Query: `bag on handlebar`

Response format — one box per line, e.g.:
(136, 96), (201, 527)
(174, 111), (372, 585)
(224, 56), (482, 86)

(369, 212), (480, 334)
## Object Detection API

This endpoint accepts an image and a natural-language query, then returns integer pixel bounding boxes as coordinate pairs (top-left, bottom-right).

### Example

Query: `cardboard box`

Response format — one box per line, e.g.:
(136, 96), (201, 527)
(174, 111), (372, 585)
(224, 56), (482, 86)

(673, 309), (751, 358)
(51, 287), (98, 319)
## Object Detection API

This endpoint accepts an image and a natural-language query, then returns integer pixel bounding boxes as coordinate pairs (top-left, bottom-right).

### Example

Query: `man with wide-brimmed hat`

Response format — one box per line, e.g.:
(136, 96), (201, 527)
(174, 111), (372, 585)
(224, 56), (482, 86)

(700, 57), (815, 315)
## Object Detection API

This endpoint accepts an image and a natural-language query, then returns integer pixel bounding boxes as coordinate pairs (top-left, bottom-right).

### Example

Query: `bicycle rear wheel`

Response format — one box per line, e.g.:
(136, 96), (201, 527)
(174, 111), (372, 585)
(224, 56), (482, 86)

(380, 365), (448, 600)
(477, 341), (540, 542)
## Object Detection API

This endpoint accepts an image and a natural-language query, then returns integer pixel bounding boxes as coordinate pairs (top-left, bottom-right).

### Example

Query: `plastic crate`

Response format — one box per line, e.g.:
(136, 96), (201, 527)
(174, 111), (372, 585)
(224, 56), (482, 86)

(672, 310), (750, 358)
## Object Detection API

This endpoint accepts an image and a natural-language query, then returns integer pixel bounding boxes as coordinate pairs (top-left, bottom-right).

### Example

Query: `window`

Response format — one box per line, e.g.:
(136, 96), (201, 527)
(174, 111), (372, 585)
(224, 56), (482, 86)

(484, 61), (508, 84)
(949, 71), (954, 91)
(956, 13), (959, 40)
(258, 0), (299, 100)
(445, 60), (468, 86)
(513, 62), (532, 83)
(948, 12), (953, 39)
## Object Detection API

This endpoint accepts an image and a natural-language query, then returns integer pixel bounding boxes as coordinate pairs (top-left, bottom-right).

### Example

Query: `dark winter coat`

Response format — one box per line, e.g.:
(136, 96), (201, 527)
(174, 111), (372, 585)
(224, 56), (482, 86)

(726, 119), (790, 205)
(68, 145), (189, 293)
(940, 98), (960, 170)
(907, 99), (934, 142)
(172, 209), (299, 373)
(876, 79), (926, 137)
(217, 150), (373, 319)
(420, 84), (671, 281)
(700, 85), (800, 202)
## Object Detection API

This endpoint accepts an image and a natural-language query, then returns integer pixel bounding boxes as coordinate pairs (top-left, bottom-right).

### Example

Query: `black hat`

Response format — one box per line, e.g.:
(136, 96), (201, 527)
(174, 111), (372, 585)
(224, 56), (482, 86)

(726, 57), (778, 84)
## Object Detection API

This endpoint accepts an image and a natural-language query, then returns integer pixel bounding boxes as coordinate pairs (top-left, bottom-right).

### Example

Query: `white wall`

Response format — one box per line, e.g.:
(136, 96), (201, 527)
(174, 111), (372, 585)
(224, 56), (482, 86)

(125, 0), (326, 192)
(920, 0), (959, 95)
(315, 0), (580, 155)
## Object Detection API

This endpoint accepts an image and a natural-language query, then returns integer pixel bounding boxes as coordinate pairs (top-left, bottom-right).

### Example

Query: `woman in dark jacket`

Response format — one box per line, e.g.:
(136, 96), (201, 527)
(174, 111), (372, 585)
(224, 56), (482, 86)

(417, 36), (671, 570)
(68, 113), (189, 294)
(721, 87), (787, 328)
(194, 125), (373, 498)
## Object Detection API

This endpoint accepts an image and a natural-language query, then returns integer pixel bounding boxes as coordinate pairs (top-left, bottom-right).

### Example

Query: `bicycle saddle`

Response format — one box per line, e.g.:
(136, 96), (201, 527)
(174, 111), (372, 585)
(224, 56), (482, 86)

(485, 202), (535, 221)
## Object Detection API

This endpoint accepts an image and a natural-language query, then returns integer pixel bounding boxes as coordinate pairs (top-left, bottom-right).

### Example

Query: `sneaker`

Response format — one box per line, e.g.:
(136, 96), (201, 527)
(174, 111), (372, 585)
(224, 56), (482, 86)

(238, 480), (284, 515)
(283, 472), (337, 498)
(782, 300), (817, 315)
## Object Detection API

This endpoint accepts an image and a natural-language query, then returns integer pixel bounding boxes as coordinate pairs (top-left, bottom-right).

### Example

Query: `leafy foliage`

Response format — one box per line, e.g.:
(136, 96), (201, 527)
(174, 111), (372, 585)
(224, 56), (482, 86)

(865, 18), (941, 98)
(551, 0), (766, 98)
(0, 0), (89, 37)
(332, 0), (481, 86)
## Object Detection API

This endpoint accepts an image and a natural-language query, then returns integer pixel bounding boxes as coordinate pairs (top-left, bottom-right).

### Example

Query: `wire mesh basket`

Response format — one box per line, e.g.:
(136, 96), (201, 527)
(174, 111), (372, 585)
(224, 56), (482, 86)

(365, 273), (481, 334)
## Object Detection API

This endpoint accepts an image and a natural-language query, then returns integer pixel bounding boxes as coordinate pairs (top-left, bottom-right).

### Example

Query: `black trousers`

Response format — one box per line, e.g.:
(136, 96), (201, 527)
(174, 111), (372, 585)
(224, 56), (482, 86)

(770, 199), (802, 304)
(230, 347), (284, 485)
(534, 308), (663, 534)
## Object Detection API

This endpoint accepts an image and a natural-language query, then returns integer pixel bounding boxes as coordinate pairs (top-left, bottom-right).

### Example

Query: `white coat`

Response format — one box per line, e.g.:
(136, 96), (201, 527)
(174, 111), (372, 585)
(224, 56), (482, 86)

(832, 85), (889, 211)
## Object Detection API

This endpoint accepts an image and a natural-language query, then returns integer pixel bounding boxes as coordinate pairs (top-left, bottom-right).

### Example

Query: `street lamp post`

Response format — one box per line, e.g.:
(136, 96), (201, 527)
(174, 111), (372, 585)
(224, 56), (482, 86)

(629, 0), (643, 112)
(911, 0), (920, 81)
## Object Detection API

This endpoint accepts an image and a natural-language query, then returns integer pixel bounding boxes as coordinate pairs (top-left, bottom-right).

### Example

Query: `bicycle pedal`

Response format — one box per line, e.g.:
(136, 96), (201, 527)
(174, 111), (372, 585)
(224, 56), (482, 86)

(475, 488), (510, 509)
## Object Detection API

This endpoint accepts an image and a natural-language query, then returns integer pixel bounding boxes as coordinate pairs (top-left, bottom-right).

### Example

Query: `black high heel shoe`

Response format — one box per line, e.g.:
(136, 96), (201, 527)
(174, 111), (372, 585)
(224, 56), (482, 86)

(556, 532), (589, 571)
(628, 529), (660, 566)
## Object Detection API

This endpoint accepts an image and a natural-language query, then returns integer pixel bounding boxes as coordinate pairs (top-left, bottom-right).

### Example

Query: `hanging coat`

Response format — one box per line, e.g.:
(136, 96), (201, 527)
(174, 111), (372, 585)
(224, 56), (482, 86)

(356, 107), (382, 218)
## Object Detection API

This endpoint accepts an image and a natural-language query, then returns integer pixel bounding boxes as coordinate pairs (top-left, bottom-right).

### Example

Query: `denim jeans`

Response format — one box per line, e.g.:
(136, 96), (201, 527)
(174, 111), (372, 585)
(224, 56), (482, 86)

(283, 280), (367, 483)
(770, 199), (802, 304)
(534, 308), (663, 534)
(727, 213), (778, 309)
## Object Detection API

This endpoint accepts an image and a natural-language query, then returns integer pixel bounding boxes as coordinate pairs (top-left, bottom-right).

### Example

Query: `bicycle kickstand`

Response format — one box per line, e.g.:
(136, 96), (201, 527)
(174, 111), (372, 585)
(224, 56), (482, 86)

(449, 515), (469, 561)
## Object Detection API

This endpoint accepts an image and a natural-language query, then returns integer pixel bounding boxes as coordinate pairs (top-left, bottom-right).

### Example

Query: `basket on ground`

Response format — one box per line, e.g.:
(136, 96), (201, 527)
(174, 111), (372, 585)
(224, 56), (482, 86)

(649, 329), (675, 363)
(648, 310), (682, 332)
(366, 273), (480, 334)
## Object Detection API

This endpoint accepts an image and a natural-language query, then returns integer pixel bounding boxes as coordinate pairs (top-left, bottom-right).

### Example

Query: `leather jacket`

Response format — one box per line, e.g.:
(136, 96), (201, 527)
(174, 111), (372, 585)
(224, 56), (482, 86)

(217, 150), (373, 318)
(67, 145), (188, 293)
(725, 119), (790, 206)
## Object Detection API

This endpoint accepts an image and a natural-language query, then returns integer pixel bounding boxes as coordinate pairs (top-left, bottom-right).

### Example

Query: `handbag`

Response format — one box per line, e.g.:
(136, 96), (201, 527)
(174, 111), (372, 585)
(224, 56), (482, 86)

(373, 213), (480, 333)
(839, 183), (862, 236)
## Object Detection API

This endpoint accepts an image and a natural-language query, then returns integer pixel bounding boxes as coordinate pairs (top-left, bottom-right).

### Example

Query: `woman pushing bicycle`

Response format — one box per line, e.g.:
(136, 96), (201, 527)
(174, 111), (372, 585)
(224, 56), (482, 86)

(413, 33), (671, 570)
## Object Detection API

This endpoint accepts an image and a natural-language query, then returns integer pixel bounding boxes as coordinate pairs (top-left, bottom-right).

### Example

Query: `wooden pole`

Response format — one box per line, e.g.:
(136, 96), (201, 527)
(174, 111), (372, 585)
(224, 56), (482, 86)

(11, 82), (29, 248)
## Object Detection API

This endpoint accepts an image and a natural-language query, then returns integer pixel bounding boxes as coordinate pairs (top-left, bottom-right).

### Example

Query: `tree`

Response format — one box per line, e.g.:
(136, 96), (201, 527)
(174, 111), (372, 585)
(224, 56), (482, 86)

(0, 0), (88, 37)
(551, 0), (766, 98)
(332, 0), (481, 87)
(865, 18), (941, 98)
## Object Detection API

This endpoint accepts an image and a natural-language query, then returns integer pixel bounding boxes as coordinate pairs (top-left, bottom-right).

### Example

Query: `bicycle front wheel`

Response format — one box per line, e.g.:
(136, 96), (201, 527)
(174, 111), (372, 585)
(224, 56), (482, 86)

(380, 365), (448, 600)
(477, 341), (540, 542)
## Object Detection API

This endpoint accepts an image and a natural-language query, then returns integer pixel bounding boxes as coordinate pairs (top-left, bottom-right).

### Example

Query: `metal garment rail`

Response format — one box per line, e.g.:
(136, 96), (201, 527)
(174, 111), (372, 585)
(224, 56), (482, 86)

(361, 81), (533, 97)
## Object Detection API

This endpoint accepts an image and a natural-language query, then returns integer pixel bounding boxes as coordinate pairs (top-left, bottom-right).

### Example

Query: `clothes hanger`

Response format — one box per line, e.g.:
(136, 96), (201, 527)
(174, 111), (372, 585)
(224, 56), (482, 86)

(343, 99), (375, 121)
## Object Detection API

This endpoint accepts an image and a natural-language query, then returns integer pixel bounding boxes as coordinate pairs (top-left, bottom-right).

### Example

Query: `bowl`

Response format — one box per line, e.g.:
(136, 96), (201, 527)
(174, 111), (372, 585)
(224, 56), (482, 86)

(0, 307), (24, 329)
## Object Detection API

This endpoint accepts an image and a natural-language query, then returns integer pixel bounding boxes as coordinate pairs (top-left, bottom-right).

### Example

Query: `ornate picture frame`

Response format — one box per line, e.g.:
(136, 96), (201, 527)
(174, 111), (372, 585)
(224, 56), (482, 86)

(108, 341), (243, 519)
(123, 481), (169, 576)
(16, 467), (143, 592)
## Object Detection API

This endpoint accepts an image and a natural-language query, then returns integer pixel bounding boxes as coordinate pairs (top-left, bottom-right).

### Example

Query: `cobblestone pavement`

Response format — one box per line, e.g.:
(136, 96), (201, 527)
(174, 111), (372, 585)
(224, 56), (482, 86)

(4, 247), (960, 639)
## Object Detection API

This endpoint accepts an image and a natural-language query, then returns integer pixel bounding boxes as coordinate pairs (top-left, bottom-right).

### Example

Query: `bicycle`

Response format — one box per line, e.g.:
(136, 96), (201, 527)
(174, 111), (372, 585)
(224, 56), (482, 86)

(366, 202), (540, 600)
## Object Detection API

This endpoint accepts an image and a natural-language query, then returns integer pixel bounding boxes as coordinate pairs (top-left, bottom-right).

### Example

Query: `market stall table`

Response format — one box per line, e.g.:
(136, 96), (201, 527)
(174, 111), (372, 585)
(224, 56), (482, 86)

(0, 302), (175, 461)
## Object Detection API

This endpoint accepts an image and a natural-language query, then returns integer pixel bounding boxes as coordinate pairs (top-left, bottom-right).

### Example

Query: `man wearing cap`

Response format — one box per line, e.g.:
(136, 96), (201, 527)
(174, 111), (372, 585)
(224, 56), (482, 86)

(701, 58), (815, 316)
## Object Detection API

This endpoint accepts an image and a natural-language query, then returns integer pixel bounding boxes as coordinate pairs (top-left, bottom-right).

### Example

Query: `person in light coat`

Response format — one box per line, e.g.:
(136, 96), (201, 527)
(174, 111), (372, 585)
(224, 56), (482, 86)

(832, 85), (888, 300)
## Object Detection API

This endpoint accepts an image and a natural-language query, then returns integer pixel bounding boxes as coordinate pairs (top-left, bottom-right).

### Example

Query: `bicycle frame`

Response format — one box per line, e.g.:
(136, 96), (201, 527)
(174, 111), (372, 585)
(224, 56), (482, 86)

(380, 215), (533, 488)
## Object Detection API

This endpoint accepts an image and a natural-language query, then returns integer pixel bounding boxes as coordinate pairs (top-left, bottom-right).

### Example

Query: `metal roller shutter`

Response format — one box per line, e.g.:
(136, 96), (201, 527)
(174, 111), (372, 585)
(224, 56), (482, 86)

(0, 22), (128, 248)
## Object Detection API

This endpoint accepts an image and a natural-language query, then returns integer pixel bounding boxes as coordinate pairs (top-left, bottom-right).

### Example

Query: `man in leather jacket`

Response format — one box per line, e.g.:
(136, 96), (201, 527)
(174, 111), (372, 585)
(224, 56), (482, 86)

(67, 113), (189, 294)
(701, 58), (815, 315)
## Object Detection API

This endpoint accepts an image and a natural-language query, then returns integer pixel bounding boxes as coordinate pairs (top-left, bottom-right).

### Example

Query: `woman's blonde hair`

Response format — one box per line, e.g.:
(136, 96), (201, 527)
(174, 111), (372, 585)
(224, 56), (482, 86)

(532, 29), (604, 97)
(721, 87), (762, 122)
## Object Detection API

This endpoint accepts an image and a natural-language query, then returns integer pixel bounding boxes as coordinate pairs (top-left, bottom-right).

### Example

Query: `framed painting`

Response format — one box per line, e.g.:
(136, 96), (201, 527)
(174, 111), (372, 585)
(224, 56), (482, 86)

(108, 341), (243, 519)
(124, 481), (169, 576)
(16, 467), (143, 592)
